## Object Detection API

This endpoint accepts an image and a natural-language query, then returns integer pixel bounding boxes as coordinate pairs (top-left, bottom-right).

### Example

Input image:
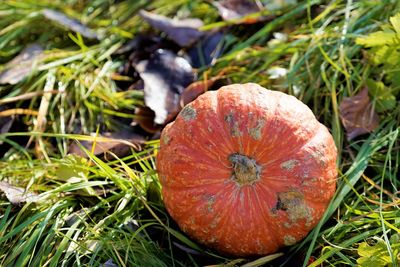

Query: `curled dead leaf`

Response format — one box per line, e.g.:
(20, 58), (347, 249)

(187, 31), (224, 68)
(139, 10), (204, 47)
(133, 107), (163, 134)
(68, 131), (145, 158)
(180, 80), (215, 108)
(339, 88), (380, 140)
(0, 44), (44, 85)
(136, 49), (195, 125)
(42, 9), (99, 39)
(180, 75), (226, 107)
(213, 0), (263, 23)
(0, 181), (40, 205)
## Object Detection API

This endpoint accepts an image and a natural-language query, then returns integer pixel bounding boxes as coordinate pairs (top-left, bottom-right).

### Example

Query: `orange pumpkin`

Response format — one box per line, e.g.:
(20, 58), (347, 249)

(156, 83), (337, 256)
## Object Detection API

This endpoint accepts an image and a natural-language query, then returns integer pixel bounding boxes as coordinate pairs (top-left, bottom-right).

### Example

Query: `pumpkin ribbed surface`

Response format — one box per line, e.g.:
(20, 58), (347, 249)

(156, 83), (337, 256)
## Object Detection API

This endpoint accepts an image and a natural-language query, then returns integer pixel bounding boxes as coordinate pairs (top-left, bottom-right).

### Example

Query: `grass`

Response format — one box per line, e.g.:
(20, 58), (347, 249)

(0, 0), (400, 266)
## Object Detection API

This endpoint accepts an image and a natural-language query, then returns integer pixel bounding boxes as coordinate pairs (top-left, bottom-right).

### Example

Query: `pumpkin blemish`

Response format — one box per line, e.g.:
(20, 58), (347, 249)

(181, 106), (197, 121)
(283, 222), (291, 228)
(284, 235), (296, 246)
(206, 196), (215, 212)
(248, 119), (265, 140)
(162, 134), (171, 145)
(280, 159), (298, 170)
(277, 191), (312, 225)
(225, 113), (242, 137)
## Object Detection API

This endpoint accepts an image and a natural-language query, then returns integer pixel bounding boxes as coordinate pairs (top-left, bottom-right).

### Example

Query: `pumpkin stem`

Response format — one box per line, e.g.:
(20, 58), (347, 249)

(229, 153), (261, 185)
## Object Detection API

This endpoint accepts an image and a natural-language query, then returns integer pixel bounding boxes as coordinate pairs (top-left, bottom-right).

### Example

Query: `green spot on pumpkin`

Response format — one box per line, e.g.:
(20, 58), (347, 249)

(276, 191), (313, 226)
(180, 106), (197, 121)
(248, 119), (265, 140)
(280, 159), (298, 170)
(224, 113), (242, 137)
(283, 235), (296, 246)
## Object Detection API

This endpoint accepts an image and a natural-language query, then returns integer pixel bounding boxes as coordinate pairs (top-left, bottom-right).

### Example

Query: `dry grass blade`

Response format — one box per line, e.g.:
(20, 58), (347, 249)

(0, 90), (59, 105)
(0, 109), (39, 116)
(26, 70), (56, 159)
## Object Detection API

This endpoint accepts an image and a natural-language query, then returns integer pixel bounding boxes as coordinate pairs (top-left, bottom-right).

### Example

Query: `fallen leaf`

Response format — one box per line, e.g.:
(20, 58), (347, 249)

(42, 9), (99, 39)
(355, 31), (397, 47)
(0, 44), (44, 84)
(0, 181), (40, 205)
(180, 73), (227, 107)
(139, 10), (204, 47)
(339, 88), (380, 140)
(357, 240), (392, 267)
(135, 49), (195, 125)
(113, 35), (179, 91)
(180, 80), (216, 108)
(55, 155), (88, 183)
(133, 107), (163, 134)
(68, 130), (145, 158)
(187, 31), (224, 68)
(116, 35), (161, 55)
(100, 259), (118, 267)
(213, 0), (263, 23)
(116, 35), (178, 60)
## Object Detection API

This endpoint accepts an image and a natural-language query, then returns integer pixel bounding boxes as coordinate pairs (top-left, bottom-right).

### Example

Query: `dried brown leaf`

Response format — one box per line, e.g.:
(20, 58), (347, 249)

(213, 0), (263, 23)
(0, 181), (40, 205)
(68, 131), (145, 158)
(187, 31), (224, 68)
(139, 10), (204, 47)
(180, 78), (222, 107)
(0, 44), (44, 84)
(42, 9), (99, 39)
(339, 88), (380, 140)
(136, 49), (195, 125)
(133, 107), (163, 134)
